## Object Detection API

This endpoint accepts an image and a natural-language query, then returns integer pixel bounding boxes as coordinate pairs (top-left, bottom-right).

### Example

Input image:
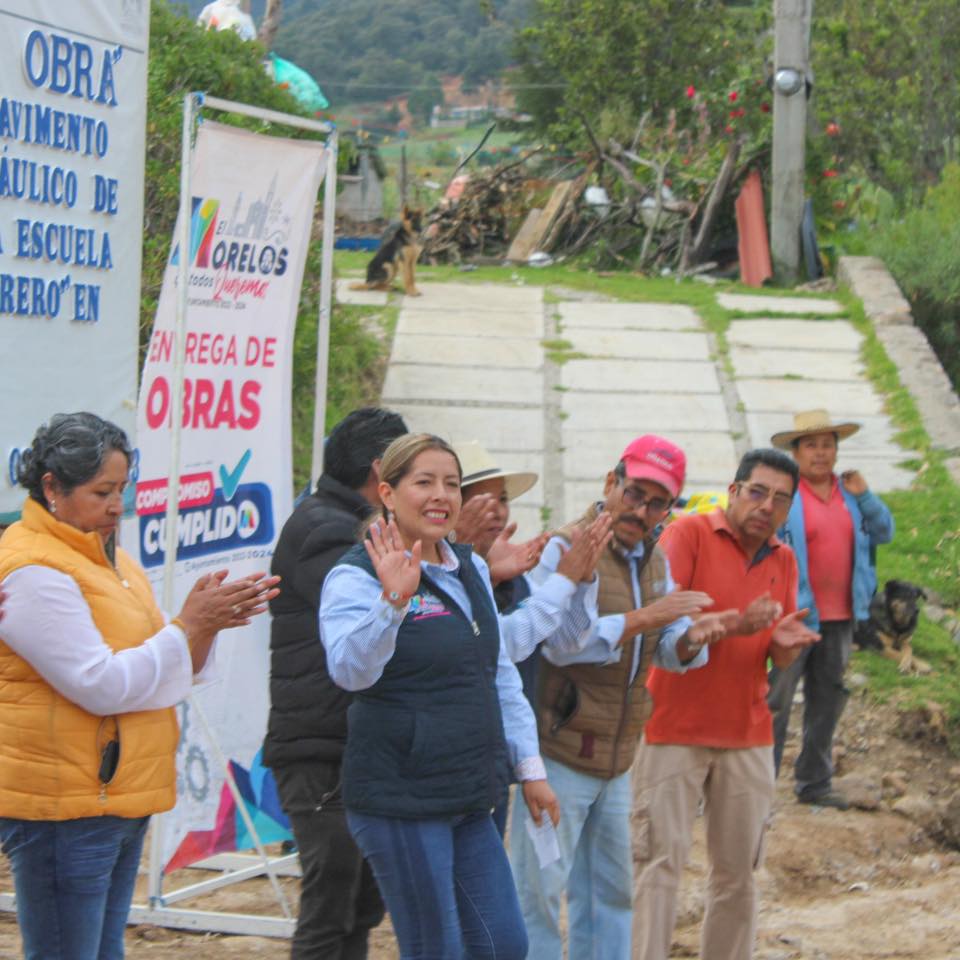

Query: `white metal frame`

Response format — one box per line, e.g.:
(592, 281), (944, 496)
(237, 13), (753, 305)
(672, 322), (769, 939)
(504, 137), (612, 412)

(0, 93), (338, 940)
(147, 92), (337, 937)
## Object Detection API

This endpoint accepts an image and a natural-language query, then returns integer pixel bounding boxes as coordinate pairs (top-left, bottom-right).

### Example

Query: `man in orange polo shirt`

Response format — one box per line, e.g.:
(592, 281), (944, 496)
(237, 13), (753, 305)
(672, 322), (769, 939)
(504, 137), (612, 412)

(632, 448), (820, 960)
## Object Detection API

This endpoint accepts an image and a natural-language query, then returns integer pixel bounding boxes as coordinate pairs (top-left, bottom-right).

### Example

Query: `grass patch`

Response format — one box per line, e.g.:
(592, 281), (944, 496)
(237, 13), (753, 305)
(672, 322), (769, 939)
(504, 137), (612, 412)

(324, 250), (960, 734)
(829, 288), (960, 735)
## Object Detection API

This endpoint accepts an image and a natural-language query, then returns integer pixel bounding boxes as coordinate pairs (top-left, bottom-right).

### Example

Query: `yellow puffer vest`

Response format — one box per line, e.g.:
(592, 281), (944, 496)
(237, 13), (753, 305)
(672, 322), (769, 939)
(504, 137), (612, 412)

(0, 498), (179, 820)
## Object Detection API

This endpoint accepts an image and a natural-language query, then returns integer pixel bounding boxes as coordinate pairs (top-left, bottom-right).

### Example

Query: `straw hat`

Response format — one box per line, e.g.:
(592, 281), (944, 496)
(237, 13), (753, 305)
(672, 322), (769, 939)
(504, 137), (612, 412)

(770, 409), (861, 449)
(455, 441), (538, 502)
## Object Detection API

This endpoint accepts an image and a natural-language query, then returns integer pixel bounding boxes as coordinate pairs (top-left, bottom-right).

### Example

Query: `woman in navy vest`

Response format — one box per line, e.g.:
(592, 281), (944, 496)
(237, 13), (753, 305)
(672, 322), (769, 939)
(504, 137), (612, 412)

(319, 434), (558, 960)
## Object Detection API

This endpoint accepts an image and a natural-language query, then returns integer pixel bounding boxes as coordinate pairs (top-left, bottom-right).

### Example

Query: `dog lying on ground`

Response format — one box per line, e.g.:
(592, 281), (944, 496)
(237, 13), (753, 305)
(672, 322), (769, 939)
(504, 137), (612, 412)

(855, 579), (929, 674)
(349, 206), (423, 296)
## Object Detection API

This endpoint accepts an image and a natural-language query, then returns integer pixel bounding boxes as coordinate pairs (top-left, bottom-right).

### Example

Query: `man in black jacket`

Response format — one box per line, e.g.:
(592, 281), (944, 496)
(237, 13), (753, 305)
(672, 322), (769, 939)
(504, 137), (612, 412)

(264, 407), (407, 960)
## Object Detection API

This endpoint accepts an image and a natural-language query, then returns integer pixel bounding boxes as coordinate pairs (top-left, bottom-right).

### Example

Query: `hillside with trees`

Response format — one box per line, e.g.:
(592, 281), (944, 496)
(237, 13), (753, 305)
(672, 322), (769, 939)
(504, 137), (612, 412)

(182, 0), (531, 103)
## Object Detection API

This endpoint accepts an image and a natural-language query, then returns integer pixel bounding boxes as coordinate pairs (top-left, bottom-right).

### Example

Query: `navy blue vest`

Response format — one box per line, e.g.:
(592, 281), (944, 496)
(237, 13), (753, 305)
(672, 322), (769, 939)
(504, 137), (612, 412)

(337, 542), (510, 819)
(494, 575), (537, 706)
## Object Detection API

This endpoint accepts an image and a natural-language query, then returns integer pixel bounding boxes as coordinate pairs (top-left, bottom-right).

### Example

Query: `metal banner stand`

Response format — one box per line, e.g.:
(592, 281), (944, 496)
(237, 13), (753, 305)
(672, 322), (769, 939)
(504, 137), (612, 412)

(0, 93), (337, 938)
(131, 92), (338, 938)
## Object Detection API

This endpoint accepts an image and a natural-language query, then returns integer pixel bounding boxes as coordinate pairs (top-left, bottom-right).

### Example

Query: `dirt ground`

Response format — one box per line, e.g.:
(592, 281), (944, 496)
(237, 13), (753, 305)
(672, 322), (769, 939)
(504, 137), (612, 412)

(2, 688), (960, 959)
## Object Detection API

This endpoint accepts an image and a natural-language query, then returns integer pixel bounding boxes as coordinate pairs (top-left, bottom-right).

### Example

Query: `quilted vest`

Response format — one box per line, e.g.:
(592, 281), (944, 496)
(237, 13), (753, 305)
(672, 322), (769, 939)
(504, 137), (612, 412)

(0, 498), (179, 820)
(536, 503), (670, 779)
(337, 542), (510, 818)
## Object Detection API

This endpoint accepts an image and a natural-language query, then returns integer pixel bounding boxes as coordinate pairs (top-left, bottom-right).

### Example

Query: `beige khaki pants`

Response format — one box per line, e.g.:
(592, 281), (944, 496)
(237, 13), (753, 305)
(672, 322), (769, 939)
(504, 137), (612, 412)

(631, 742), (774, 960)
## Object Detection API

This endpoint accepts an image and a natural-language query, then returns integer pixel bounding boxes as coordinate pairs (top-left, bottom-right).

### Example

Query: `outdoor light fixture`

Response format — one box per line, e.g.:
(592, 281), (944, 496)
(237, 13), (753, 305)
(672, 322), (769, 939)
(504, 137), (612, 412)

(773, 67), (805, 96)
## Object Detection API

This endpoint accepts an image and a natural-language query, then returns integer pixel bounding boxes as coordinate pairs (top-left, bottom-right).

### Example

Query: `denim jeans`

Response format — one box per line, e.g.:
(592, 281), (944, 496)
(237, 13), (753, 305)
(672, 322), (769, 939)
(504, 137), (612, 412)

(273, 762), (384, 960)
(346, 809), (527, 960)
(0, 814), (149, 960)
(509, 756), (632, 960)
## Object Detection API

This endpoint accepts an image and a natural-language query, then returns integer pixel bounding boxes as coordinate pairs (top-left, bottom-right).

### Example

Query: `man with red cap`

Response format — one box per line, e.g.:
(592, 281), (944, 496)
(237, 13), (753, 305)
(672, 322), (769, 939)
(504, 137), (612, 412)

(510, 436), (734, 960)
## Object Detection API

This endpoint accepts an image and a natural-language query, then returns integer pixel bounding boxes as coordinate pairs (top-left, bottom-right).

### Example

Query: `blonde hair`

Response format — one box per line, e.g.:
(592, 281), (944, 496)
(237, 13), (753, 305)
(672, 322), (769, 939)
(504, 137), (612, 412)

(373, 433), (462, 524)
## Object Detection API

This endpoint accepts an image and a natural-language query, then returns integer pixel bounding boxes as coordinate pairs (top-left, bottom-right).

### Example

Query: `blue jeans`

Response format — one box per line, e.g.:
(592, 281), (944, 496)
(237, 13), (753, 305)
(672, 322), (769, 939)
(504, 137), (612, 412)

(0, 814), (149, 960)
(346, 809), (527, 960)
(509, 757), (632, 960)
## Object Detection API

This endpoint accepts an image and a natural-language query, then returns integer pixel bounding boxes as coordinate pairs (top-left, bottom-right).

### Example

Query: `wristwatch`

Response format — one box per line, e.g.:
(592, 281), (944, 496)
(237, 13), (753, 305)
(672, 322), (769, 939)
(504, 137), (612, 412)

(382, 590), (409, 609)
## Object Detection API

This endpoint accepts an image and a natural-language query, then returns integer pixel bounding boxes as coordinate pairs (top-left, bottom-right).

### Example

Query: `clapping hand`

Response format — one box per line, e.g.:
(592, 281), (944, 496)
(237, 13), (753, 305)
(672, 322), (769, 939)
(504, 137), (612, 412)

(686, 608), (740, 647)
(769, 608), (820, 667)
(555, 513), (613, 584)
(364, 518), (422, 604)
(180, 570), (280, 637)
(739, 593), (784, 634)
(641, 591), (714, 632)
(771, 609), (820, 649)
(486, 524), (550, 584)
(453, 494), (497, 547)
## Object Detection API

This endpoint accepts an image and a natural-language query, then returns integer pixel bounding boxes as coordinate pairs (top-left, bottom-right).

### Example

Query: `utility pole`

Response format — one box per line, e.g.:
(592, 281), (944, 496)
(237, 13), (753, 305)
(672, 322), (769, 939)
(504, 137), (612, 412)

(770, 0), (813, 284)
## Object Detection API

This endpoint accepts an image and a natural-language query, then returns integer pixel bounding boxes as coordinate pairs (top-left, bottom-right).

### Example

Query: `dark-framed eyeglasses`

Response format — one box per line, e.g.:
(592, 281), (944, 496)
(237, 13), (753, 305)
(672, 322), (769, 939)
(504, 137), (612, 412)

(736, 482), (793, 511)
(620, 484), (672, 515)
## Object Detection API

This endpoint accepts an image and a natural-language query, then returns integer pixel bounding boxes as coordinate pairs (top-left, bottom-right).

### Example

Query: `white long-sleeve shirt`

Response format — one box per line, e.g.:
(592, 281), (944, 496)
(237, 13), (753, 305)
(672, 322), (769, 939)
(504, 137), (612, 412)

(497, 570), (595, 664)
(0, 565), (203, 716)
(530, 535), (707, 678)
(319, 542), (546, 781)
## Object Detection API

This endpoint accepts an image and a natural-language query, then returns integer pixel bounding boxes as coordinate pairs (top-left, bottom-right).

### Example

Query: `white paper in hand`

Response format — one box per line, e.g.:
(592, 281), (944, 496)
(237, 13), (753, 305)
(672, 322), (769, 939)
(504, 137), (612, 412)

(524, 812), (561, 869)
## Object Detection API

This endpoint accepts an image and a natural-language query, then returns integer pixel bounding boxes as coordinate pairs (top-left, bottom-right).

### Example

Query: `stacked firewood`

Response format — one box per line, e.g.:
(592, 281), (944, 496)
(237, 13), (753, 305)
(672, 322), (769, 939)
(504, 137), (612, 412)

(418, 129), (757, 274)
(418, 161), (532, 263)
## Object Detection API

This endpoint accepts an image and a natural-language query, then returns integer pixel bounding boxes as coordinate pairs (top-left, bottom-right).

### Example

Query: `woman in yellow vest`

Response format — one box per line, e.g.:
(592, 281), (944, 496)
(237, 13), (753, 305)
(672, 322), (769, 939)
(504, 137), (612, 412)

(0, 412), (279, 959)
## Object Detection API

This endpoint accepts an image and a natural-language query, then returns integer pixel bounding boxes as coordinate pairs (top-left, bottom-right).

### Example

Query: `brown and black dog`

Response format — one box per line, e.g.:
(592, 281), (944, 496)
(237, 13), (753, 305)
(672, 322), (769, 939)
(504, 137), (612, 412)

(350, 206), (423, 296)
(855, 579), (929, 674)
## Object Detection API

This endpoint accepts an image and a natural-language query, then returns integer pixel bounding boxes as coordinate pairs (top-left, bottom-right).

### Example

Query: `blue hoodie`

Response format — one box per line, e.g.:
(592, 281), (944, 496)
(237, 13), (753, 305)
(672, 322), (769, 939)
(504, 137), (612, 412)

(779, 481), (894, 631)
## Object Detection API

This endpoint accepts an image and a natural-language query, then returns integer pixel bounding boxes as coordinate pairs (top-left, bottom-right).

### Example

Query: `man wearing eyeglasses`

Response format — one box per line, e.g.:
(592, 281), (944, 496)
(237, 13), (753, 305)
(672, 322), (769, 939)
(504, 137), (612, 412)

(510, 435), (735, 960)
(632, 448), (820, 960)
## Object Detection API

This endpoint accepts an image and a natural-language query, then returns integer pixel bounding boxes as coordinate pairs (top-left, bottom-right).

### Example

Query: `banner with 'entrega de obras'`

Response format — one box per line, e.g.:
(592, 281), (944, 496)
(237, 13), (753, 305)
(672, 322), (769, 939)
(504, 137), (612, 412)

(0, 0), (149, 521)
(133, 121), (326, 870)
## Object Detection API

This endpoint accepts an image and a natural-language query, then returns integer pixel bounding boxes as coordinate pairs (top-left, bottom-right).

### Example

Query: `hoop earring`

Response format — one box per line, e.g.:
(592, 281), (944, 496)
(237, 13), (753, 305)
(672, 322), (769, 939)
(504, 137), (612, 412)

(447, 530), (457, 544)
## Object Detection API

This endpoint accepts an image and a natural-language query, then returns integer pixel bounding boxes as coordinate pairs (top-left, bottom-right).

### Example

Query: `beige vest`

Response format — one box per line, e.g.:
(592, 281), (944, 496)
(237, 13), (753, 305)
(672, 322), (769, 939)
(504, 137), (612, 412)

(537, 504), (670, 778)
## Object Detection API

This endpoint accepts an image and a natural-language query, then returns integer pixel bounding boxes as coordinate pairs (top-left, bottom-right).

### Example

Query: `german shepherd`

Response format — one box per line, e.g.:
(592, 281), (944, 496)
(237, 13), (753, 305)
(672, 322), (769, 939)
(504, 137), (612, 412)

(349, 206), (423, 296)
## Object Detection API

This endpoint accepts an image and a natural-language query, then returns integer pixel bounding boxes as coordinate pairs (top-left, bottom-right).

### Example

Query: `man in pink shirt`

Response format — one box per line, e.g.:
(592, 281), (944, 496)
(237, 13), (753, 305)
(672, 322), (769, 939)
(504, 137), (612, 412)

(770, 409), (895, 809)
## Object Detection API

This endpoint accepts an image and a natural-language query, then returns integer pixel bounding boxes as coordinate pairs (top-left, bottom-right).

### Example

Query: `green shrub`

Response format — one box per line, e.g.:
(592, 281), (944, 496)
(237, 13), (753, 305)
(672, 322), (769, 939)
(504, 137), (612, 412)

(145, 3), (379, 495)
(869, 164), (960, 390)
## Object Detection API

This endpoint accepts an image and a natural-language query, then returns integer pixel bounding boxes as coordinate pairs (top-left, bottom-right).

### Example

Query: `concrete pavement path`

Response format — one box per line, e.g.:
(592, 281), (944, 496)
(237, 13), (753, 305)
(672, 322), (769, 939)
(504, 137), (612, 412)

(378, 282), (917, 537)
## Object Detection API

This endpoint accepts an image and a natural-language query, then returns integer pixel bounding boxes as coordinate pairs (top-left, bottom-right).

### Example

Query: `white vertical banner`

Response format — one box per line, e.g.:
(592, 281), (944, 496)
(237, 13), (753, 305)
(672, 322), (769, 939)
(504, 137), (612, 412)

(131, 121), (326, 871)
(0, 0), (149, 522)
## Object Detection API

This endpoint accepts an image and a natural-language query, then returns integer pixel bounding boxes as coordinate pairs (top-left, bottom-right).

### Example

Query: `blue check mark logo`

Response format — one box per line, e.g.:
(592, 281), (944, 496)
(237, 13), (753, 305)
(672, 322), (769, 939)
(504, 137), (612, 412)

(219, 449), (252, 502)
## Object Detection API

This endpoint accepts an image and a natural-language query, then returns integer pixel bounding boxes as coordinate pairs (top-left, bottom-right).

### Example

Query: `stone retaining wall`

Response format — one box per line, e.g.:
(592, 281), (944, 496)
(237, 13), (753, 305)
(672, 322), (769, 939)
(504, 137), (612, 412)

(838, 256), (960, 483)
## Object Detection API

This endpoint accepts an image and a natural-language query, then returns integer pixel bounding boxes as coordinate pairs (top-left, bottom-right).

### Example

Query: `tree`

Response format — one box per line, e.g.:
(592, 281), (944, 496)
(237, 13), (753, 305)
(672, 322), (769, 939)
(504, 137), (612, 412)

(407, 73), (444, 127)
(512, 0), (761, 143)
(811, 0), (960, 196)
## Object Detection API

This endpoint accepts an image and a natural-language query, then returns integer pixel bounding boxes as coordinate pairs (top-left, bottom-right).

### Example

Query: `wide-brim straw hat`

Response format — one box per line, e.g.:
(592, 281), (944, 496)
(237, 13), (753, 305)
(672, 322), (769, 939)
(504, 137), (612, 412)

(456, 441), (538, 502)
(770, 408), (861, 449)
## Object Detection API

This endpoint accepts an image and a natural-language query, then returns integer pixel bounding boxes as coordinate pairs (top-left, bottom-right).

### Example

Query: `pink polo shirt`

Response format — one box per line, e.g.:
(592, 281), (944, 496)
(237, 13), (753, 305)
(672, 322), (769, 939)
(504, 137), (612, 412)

(799, 476), (854, 621)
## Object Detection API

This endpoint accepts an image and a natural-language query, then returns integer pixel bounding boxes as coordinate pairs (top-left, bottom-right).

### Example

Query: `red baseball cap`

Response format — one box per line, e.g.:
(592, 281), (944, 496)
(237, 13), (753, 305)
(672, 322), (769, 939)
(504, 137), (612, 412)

(620, 436), (686, 499)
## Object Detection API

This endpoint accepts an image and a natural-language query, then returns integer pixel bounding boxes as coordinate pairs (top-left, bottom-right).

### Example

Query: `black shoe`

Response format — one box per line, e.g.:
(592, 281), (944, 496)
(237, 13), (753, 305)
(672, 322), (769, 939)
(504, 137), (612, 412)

(797, 789), (849, 810)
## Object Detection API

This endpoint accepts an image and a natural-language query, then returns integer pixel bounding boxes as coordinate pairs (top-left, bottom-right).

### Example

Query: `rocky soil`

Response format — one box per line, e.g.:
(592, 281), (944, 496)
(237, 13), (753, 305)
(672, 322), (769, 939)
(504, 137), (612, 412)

(2, 686), (960, 959)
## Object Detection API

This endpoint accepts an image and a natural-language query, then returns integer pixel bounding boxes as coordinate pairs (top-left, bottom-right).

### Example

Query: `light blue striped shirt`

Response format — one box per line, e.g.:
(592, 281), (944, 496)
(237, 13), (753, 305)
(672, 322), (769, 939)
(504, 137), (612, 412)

(320, 542), (546, 781)
(532, 534), (707, 678)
